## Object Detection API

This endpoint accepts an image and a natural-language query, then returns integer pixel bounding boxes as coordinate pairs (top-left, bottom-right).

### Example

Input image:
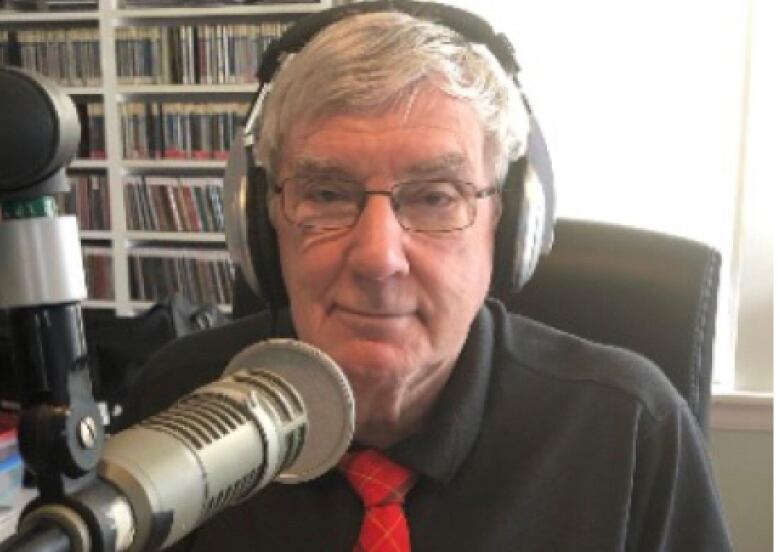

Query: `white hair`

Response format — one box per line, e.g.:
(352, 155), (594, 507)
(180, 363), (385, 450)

(256, 10), (529, 184)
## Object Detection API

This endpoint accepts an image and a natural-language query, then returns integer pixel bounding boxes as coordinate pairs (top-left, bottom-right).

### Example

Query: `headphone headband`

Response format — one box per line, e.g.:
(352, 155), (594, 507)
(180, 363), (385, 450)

(258, 1), (520, 87)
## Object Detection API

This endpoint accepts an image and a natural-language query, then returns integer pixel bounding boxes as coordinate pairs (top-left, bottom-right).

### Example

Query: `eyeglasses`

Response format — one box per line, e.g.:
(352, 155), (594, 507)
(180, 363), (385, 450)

(272, 177), (500, 233)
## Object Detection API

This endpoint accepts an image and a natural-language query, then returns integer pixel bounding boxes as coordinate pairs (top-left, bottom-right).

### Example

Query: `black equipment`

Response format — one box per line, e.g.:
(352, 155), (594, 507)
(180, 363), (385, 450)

(223, 0), (556, 311)
(0, 65), (106, 547)
(0, 65), (100, 498)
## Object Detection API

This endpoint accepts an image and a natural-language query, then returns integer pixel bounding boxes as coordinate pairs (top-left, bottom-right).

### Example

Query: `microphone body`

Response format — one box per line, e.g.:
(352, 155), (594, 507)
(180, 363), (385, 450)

(100, 367), (305, 551)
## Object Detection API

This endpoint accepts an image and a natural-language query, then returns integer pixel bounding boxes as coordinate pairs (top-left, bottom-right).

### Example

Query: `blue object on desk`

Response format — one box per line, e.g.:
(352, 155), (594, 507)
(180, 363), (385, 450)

(0, 453), (23, 508)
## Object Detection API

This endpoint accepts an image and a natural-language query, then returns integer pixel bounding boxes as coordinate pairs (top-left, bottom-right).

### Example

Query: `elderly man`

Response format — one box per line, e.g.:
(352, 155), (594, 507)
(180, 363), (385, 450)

(136, 3), (731, 551)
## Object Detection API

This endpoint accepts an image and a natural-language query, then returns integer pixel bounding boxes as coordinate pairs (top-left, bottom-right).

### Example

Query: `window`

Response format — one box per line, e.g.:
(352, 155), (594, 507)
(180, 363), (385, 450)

(448, 0), (769, 391)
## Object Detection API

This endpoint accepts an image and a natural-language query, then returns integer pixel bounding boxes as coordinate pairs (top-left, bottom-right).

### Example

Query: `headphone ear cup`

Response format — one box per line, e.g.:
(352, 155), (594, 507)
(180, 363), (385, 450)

(489, 163), (549, 300)
(489, 114), (556, 300)
(490, 159), (527, 300)
(515, 165), (550, 287)
(245, 164), (289, 310)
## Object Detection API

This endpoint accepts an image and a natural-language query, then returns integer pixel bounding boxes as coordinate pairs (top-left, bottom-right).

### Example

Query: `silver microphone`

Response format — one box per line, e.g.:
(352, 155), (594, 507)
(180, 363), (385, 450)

(97, 339), (355, 552)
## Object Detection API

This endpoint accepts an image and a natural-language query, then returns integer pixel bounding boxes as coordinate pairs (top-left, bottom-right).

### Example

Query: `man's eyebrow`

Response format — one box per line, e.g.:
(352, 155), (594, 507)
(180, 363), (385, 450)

(289, 159), (356, 180)
(288, 153), (468, 180)
(401, 154), (467, 180)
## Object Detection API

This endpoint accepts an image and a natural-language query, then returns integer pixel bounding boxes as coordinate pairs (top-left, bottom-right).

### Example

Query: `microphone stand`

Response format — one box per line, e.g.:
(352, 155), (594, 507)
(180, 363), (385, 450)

(0, 68), (130, 552)
(0, 184), (127, 552)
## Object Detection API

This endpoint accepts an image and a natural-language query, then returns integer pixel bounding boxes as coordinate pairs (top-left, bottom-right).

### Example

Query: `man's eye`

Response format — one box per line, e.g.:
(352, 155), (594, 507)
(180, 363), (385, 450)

(404, 183), (461, 208)
(302, 184), (353, 204)
(419, 191), (456, 207)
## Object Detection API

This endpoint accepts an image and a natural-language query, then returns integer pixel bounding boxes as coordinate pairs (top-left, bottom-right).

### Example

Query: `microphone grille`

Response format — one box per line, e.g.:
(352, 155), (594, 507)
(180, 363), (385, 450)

(224, 339), (355, 483)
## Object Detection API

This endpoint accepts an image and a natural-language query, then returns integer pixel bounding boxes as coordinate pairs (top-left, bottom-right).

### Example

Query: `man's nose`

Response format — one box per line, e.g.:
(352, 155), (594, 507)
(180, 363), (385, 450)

(346, 194), (410, 281)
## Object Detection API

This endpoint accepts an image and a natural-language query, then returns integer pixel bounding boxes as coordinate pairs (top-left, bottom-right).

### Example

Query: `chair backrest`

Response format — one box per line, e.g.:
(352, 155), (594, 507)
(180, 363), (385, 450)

(505, 218), (721, 430)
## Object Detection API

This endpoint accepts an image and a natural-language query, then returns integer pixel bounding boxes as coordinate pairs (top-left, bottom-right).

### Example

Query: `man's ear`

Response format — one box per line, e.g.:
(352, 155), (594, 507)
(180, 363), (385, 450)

(491, 194), (503, 229)
(266, 190), (280, 230)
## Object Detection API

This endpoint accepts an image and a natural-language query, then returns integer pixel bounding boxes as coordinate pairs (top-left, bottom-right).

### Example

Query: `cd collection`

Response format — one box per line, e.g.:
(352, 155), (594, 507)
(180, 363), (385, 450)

(123, 174), (225, 233)
(76, 101), (107, 159)
(115, 21), (291, 85)
(128, 247), (233, 306)
(82, 247), (114, 301)
(56, 173), (110, 231)
(120, 101), (246, 160)
(1, 28), (102, 86)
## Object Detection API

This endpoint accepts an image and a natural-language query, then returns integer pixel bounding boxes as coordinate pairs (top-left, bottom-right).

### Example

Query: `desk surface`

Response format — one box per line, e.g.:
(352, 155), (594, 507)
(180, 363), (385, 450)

(0, 488), (35, 544)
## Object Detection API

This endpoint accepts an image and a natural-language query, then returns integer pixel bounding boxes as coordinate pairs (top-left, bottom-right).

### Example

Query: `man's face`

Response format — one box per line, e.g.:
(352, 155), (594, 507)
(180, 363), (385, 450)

(271, 87), (498, 433)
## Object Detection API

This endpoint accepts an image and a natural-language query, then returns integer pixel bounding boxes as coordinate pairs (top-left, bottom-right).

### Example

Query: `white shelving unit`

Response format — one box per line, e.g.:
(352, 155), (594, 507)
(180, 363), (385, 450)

(81, 229), (113, 240)
(113, 4), (326, 20)
(0, 10), (98, 22)
(118, 83), (256, 94)
(120, 159), (227, 170)
(1, 0), (330, 315)
(71, 159), (109, 169)
(128, 299), (232, 314)
(63, 86), (104, 95)
(126, 231), (225, 243)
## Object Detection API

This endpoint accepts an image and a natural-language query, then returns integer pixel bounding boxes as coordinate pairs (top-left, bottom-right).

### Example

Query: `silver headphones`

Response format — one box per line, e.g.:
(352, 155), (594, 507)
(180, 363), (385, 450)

(223, 1), (556, 310)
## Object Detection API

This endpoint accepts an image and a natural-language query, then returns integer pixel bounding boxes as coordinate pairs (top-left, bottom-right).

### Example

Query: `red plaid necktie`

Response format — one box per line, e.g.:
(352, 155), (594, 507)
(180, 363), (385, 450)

(339, 449), (418, 552)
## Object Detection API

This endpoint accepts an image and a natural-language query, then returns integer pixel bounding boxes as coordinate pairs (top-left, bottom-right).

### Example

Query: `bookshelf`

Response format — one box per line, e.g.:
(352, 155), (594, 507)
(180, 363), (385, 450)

(118, 83), (256, 94)
(71, 159), (109, 169)
(0, 0), (331, 316)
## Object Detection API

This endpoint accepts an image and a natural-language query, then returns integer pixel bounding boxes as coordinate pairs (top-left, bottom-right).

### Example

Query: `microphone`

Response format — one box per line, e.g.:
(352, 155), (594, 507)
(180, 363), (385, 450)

(12, 339), (354, 552)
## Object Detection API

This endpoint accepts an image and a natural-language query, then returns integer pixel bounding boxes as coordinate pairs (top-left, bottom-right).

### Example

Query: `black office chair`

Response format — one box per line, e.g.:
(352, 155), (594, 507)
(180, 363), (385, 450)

(505, 219), (720, 431)
(232, 218), (721, 431)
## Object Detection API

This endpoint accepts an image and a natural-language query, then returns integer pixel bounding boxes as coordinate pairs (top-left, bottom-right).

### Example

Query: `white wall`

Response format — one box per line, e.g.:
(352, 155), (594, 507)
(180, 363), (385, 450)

(730, 0), (774, 392)
(710, 429), (773, 552)
(713, 3), (775, 548)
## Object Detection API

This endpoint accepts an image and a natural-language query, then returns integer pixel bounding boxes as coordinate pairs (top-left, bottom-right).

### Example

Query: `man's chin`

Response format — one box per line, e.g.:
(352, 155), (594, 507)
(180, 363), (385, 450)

(329, 307), (418, 340)
(322, 338), (420, 383)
